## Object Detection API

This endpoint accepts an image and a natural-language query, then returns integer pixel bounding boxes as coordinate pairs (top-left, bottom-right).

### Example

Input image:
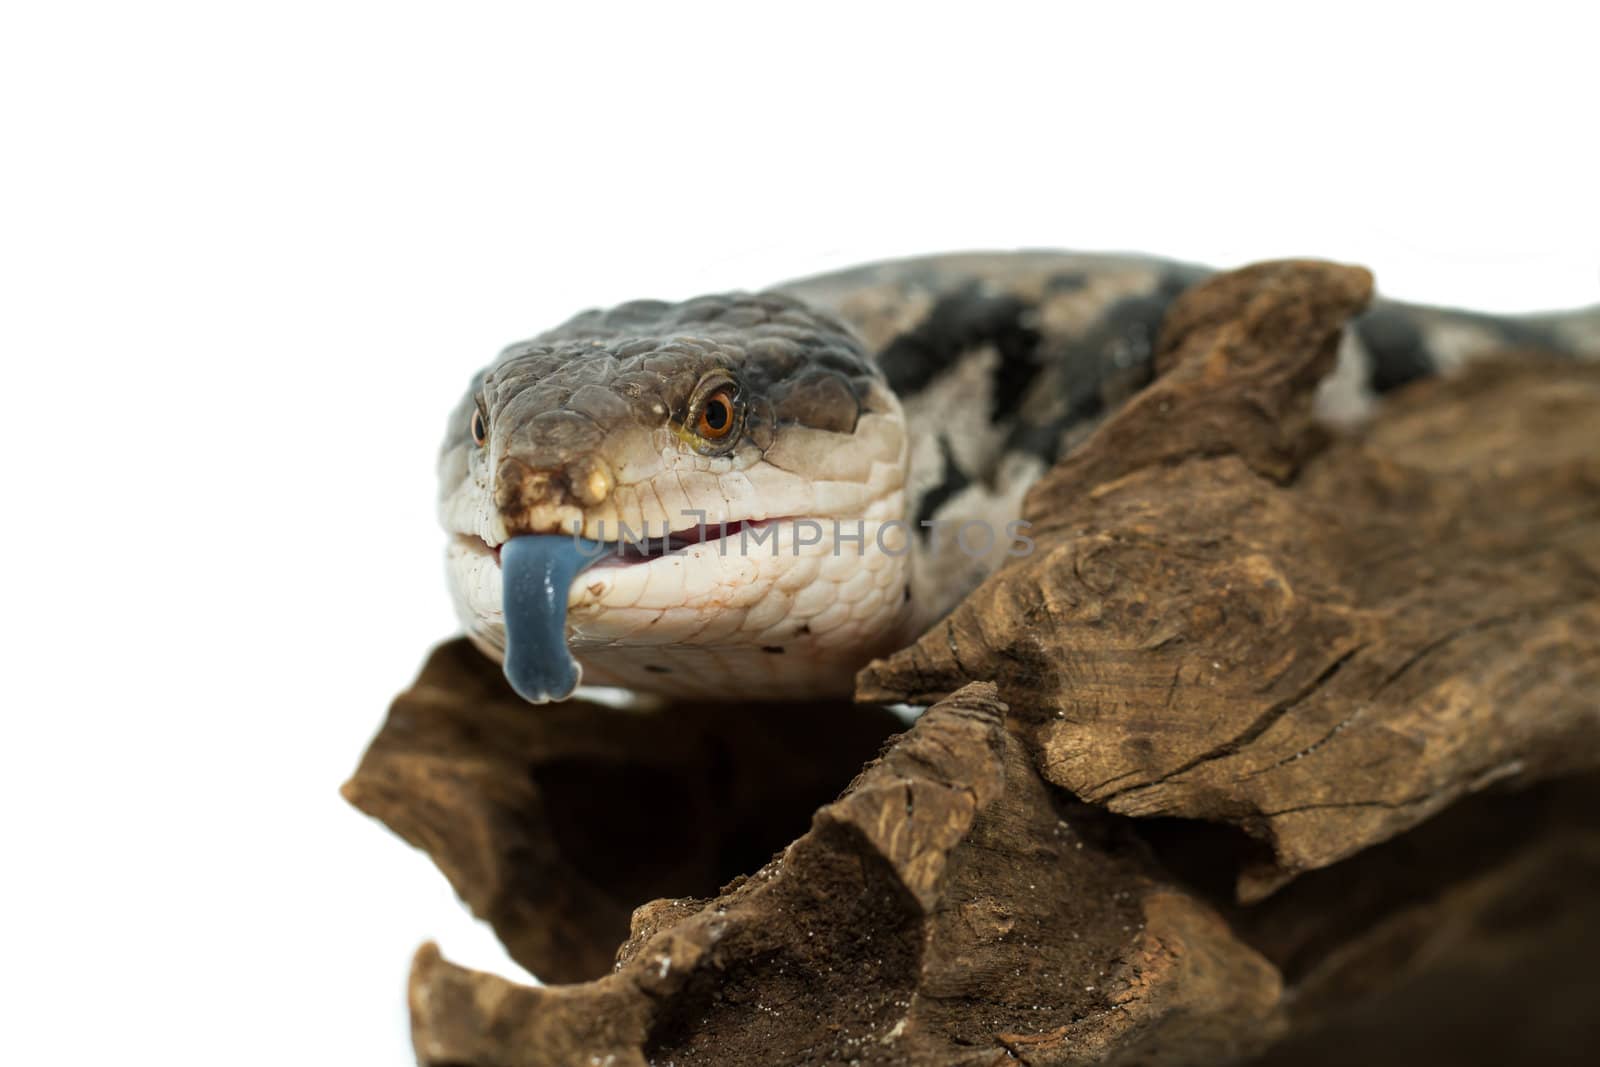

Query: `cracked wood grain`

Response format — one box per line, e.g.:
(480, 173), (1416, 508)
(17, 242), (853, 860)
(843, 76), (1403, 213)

(858, 261), (1600, 894)
(403, 684), (1286, 1067)
(343, 639), (907, 983)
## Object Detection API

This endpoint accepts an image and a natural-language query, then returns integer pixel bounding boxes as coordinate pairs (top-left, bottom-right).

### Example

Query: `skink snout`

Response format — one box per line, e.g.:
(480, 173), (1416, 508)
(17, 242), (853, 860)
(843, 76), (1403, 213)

(494, 453), (614, 536)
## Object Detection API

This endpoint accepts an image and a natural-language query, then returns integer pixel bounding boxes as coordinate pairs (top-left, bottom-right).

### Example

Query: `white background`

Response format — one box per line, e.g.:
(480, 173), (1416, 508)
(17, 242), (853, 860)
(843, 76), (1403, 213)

(3, 3), (1596, 1064)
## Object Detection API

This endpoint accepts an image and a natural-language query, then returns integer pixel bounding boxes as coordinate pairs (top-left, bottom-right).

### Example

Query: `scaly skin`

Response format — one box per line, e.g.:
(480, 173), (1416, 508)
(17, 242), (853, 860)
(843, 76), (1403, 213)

(440, 251), (1600, 701)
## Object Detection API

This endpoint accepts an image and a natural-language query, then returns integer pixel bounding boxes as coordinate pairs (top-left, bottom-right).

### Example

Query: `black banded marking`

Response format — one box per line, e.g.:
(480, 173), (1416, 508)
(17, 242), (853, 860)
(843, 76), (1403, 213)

(1071, 270), (1194, 374)
(915, 437), (971, 532)
(1358, 305), (1435, 394)
(1360, 302), (1571, 395)
(1000, 273), (1188, 464)
(878, 283), (1042, 413)
(987, 304), (1045, 422)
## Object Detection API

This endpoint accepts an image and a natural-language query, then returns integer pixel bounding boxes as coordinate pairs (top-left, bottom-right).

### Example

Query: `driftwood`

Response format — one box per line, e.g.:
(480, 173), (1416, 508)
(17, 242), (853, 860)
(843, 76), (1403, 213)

(392, 682), (1290, 1066)
(345, 261), (1600, 1065)
(860, 261), (1600, 896)
(342, 640), (903, 984)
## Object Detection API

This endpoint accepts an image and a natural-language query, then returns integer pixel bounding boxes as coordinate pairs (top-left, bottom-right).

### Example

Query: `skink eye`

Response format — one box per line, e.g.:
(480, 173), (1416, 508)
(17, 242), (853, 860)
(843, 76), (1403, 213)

(697, 388), (737, 440)
(471, 407), (488, 447)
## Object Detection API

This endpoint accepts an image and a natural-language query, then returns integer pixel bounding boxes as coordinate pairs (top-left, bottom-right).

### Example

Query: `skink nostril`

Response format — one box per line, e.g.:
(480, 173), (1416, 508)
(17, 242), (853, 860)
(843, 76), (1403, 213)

(566, 455), (615, 507)
(494, 454), (613, 514)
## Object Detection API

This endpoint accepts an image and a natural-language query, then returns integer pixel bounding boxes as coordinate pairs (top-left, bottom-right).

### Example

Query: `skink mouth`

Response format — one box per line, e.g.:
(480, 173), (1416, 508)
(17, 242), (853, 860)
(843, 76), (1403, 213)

(474, 518), (780, 569)
(603, 518), (769, 565)
(468, 515), (807, 705)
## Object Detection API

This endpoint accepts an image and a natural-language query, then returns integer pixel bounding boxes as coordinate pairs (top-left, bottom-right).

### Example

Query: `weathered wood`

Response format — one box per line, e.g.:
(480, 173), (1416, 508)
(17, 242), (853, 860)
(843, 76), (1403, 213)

(859, 261), (1600, 895)
(379, 660), (1600, 1066)
(1236, 774), (1600, 1066)
(343, 639), (904, 982)
(405, 684), (1287, 1067)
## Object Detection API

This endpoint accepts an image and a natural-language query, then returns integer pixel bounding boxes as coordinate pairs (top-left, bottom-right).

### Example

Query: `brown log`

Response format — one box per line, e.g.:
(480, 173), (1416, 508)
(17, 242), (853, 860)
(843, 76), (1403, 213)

(403, 684), (1287, 1067)
(369, 659), (1600, 1066)
(343, 639), (905, 983)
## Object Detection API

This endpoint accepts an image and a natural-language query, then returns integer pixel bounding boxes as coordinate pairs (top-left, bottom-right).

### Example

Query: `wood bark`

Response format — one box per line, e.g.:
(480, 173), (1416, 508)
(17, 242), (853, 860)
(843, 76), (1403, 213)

(860, 261), (1600, 896)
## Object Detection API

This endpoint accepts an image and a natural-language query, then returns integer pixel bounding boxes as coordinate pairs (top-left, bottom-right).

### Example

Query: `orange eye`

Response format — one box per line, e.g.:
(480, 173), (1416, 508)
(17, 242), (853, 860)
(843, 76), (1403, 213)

(471, 407), (488, 447)
(696, 387), (738, 440)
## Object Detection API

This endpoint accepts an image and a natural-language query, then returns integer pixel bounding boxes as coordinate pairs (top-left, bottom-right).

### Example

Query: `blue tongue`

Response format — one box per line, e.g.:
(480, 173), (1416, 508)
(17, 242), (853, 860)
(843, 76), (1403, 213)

(500, 534), (608, 703)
